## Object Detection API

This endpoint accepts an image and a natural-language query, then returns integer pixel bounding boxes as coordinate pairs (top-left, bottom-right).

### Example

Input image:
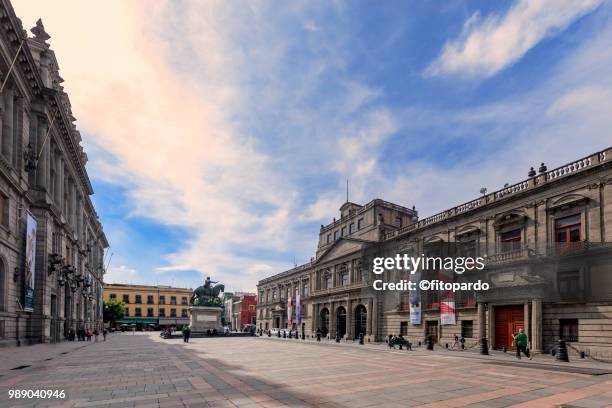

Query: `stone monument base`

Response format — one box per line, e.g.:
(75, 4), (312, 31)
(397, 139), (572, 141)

(189, 306), (223, 333)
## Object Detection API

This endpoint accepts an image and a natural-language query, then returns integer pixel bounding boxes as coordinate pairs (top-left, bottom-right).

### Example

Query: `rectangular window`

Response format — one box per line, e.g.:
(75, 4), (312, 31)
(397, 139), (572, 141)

(181, 296), (188, 305)
(500, 229), (521, 253)
(559, 319), (579, 342)
(341, 273), (349, 286)
(147, 308), (154, 317)
(357, 218), (364, 230)
(303, 282), (309, 296)
(327, 234), (331, 244)
(325, 276), (332, 289)
(135, 295), (142, 304)
(135, 307), (141, 317)
(159, 308), (165, 317)
(147, 295), (154, 304)
(558, 270), (580, 297)
(181, 309), (188, 318)
(170, 308), (177, 317)
(461, 320), (474, 338)
(110, 293), (117, 299)
(349, 223), (355, 234)
(159, 295), (165, 304)
(249, 305), (255, 311)
(400, 322), (408, 336)
(0, 193), (8, 228)
(122, 294), (130, 304)
(341, 227), (346, 237)
(170, 296), (177, 305)
(334, 230), (339, 240)
(395, 217), (402, 228)
(273, 290), (277, 300)
(555, 214), (581, 243)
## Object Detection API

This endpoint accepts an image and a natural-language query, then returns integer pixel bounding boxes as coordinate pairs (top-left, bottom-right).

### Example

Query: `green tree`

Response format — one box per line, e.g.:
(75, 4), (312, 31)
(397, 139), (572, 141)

(103, 299), (126, 328)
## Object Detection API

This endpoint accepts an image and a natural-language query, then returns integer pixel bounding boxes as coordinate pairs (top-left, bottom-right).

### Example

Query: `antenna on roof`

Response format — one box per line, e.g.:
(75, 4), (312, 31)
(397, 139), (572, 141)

(346, 178), (349, 202)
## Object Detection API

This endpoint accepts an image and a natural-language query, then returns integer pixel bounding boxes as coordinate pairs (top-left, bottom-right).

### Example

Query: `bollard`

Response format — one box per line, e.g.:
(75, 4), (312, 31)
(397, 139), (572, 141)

(426, 335), (434, 351)
(480, 337), (489, 355)
(551, 348), (556, 357)
(359, 333), (364, 345)
(556, 339), (569, 362)
(316, 332), (321, 342)
(302, 331), (305, 340)
(283, 331), (286, 339)
(503, 347), (507, 353)
(335, 332), (340, 343)
(580, 351), (585, 359)
(445, 343), (449, 349)
(268, 331), (271, 337)
(418, 341), (422, 347)
(277, 330), (281, 338)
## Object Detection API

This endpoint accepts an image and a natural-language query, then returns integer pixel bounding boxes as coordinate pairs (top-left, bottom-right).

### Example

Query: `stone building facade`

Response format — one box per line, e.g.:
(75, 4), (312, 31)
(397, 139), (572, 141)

(257, 147), (612, 359)
(0, 0), (108, 346)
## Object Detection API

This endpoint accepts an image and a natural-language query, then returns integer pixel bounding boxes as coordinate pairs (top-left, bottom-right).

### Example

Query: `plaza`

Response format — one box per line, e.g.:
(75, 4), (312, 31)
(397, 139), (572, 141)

(1, 333), (612, 408)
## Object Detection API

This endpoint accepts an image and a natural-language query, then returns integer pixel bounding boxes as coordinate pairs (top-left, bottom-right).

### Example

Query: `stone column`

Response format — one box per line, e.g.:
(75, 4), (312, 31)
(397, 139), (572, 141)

(2, 87), (14, 161)
(372, 299), (378, 341)
(367, 298), (373, 336)
(329, 302), (335, 338)
(346, 300), (352, 339)
(488, 305), (495, 349)
(36, 119), (49, 188)
(478, 302), (486, 339)
(524, 302), (530, 340)
(531, 299), (542, 352)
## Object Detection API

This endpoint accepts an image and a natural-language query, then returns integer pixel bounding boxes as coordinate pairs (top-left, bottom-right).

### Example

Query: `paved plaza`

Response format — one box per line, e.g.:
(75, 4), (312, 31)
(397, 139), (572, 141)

(1, 334), (612, 408)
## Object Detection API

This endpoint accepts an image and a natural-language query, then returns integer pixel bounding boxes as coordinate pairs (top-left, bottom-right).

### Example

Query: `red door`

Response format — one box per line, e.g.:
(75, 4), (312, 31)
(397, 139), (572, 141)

(494, 305), (524, 350)
(426, 321), (438, 344)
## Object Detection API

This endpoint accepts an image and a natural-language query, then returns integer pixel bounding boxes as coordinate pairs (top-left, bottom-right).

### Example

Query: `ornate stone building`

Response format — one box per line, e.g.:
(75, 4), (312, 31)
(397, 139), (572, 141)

(0, 0), (108, 346)
(258, 147), (612, 359)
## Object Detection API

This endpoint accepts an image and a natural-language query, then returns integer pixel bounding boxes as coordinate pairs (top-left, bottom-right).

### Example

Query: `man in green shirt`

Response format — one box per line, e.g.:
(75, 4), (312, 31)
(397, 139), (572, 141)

(513, 328), (532, 360)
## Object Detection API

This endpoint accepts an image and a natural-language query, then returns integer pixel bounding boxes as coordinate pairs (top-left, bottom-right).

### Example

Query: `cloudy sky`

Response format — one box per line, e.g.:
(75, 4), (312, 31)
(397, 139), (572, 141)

(14, 0), (612, 291)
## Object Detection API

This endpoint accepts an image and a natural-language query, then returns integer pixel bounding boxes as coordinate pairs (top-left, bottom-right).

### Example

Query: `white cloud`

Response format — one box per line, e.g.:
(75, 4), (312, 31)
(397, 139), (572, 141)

(427, 0), (603, 77)
(104, 265), (138, 284)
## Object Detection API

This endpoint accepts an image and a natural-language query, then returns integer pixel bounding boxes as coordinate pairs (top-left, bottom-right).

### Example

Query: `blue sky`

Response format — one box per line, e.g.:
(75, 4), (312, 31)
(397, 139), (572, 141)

(15, 0), (612, 291)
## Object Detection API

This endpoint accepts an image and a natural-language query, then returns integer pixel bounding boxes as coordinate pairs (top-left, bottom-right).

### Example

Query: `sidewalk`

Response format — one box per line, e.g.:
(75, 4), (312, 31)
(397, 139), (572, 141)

(256, 334), (612, 375)
(0, 334), (111, 375)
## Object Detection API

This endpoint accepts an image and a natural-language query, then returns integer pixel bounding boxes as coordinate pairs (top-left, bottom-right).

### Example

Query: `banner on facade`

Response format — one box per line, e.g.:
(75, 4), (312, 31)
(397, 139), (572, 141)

(24, 214), (37, 312)
(410, 270), (421, 325)
(287, 294), (292, 326)
(295, 292), (301, 325)
(440, 301), (456, 325)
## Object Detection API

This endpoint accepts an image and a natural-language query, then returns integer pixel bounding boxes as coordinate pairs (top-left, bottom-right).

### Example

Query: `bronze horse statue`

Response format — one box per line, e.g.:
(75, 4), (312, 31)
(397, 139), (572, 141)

(191, 277), (225, 306)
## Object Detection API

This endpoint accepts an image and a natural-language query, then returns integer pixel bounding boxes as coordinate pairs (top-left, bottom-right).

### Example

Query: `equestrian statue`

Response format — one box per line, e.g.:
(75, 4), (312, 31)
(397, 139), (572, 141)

(191, 276), (225, 307)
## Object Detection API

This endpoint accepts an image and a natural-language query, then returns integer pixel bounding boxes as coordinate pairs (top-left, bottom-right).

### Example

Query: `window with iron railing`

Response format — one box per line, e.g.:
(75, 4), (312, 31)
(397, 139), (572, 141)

(559, 319), (578, 342)
(555, 214), (581, 243)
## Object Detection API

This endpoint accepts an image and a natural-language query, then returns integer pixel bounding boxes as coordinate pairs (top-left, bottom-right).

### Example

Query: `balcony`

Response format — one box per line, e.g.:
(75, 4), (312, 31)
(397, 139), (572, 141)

(485, 247), (533, 265)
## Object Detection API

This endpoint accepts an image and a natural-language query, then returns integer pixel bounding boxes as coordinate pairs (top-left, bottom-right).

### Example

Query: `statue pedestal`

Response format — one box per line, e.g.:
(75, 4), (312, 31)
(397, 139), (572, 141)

(189, 306), (223, 333)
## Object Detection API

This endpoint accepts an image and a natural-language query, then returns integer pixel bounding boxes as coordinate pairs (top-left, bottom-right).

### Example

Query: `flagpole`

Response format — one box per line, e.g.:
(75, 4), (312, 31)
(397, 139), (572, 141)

(0, 39), (25, 94)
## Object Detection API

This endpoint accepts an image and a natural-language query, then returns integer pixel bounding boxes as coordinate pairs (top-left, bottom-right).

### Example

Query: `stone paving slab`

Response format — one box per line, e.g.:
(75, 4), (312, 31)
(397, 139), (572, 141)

(0, 333), (610, 407)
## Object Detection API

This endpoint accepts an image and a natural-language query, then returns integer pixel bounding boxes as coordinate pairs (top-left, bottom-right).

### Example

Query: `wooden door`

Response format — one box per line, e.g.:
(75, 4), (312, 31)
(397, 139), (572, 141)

(494, 305), (524, 350)
(426, 321), (438, 344)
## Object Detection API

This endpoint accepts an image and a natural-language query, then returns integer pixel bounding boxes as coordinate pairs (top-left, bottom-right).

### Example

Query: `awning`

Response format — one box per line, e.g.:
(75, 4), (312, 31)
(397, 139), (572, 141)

(116, 318), (158, 324)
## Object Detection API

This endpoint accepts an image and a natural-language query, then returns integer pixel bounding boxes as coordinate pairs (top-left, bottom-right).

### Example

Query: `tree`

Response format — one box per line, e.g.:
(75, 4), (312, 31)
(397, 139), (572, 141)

(103, 298), (126, 328)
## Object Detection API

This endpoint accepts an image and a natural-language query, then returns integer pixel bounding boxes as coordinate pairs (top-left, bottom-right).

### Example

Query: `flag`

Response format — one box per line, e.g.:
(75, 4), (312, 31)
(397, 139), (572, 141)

(296, 292), (301, 325)
(287, 294), (292, 326)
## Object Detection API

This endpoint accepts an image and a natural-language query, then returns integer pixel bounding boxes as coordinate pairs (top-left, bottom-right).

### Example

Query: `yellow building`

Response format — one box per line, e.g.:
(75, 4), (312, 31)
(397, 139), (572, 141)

(103, 283), (192, 329)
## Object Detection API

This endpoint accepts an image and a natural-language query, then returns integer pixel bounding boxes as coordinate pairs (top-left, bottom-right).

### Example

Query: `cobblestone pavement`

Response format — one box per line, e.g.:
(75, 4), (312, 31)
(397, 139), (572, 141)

(1, 333), (611, 408)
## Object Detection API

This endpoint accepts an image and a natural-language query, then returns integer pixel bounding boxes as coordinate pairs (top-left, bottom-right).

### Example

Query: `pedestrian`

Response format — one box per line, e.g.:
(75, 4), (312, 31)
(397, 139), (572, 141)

(102, 329), (108, 341)
(459, 335), (465, 350)
(93, 329), (99, 342)
(453, 333), (459, 349)
(85, 329), (92, 341)
(182, 325), (191, 343)
(512, 328), (532, 360)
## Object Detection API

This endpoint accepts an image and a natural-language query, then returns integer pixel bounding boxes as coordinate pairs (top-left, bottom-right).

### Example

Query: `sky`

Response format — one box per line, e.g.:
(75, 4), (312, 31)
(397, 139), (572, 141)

(13, 0), (612, 292)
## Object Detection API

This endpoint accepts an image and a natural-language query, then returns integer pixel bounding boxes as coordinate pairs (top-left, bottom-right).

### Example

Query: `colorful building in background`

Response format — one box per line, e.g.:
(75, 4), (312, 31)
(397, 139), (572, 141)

(103, 283), (191, 330)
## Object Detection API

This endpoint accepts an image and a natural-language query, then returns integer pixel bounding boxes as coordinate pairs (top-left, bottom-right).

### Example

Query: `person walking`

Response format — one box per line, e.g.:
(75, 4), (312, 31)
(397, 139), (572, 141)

(102, 329), (108, 341)
(512, 328), (532, 360)
(182, 325), (191, 343)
